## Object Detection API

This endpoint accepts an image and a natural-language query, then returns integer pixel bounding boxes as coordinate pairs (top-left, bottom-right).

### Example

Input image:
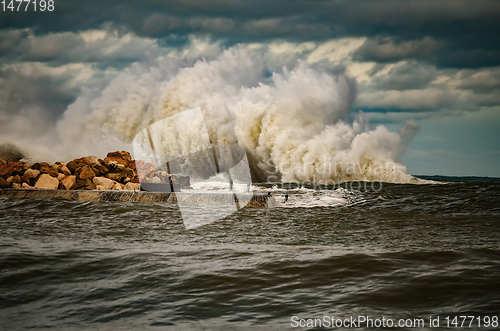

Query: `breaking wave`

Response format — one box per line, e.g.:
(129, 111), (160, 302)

(57, 46), (419, 183)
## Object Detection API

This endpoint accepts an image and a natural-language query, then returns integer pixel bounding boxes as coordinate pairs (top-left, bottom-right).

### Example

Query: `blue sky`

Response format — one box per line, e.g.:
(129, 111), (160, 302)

(0, 0), (499, 177)
(384, 108), (500, 176)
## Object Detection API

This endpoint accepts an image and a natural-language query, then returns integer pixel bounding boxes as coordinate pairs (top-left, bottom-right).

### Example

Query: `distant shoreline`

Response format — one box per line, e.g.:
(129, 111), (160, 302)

(414, 175), (500, 182)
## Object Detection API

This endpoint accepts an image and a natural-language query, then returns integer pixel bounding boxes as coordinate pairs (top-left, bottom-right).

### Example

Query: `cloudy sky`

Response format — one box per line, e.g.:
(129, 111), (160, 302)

(1, 0), (499, 177)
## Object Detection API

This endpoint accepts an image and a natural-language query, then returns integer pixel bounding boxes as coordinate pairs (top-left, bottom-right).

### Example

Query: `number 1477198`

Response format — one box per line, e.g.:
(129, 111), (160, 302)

(2, 0), (54, 11)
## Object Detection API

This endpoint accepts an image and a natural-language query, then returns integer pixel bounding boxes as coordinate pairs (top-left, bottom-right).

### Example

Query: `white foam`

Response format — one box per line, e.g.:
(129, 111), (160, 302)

(35, 46), (419, 184)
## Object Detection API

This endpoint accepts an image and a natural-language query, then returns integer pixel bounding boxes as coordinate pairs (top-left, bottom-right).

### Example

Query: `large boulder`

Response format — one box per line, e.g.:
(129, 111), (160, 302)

(93, 176), (114, 190)
(58, 163), (71, 176)
(75, 165), (96, 180)
(104, 166), (135, 183)
(35, 174), (59, 190)
(0, 177), (11, 188)
(7, 175), (21, 184)
(104, 151), (132, 167)
(61, 175), (76, 190)
(66, 156), (103, 174)
(105, 173), (122, 182)
(21, 169), (40, 184)
(83, 156), (101, 166)
(72, 178), (96, 190)
(31, 162), (58, 177)
(0, 161), (25, 178)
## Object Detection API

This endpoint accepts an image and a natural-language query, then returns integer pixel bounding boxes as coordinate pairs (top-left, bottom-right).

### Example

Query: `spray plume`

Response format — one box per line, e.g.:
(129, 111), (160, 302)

(55, 46), (418, 183)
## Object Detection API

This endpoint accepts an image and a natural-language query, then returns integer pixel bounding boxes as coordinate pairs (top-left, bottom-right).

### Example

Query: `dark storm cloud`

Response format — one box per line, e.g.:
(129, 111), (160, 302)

(1, 0), (499, 125)
(353, 38), (442, 63)
(0, 65), (79, 120)
(0, 30), (160, 66)
(2, 0), (500, 68)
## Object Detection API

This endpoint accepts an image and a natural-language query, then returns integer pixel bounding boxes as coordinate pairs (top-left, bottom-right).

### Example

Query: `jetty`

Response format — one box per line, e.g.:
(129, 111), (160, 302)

(0, 188), (276, 208)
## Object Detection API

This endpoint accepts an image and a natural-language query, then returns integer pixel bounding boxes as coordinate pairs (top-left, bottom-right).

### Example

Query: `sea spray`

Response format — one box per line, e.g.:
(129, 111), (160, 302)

(54, 46), (418, 183)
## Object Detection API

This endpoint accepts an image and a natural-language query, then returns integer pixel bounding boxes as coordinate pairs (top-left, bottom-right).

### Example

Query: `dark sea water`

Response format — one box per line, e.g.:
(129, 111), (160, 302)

(1, 178), (500, 330)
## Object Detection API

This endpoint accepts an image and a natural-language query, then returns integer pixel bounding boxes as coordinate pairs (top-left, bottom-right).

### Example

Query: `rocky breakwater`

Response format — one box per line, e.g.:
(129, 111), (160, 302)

(0, 151), (190, 192)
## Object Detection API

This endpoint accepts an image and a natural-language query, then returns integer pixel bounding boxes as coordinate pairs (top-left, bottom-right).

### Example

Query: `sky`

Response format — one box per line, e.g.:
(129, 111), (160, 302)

(0, 0), (499, 177)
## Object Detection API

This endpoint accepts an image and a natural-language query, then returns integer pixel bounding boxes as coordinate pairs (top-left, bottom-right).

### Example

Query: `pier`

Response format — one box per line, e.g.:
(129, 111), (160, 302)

(0, 188), (276, 208)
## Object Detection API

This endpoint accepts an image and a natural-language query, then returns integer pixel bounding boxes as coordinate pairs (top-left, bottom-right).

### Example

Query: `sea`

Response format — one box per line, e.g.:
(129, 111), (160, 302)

(1, 176), (499, 330)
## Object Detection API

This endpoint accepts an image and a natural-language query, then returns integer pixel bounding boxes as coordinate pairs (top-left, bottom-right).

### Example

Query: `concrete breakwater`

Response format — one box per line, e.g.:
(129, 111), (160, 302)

(0, 188), (276, 208)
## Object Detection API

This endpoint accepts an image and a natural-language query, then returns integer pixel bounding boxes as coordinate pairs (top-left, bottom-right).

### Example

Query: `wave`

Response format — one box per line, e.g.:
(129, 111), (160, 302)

(42, 46), (420, 183)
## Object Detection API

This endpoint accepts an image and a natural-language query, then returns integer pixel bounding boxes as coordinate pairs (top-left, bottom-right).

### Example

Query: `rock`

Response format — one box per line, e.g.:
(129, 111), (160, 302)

(0, 158), (5, 165)
(22, 182), (33, 189)
(61, 175), (76, 190)
(106, 162), (118, 172)
(59, 164), (71, 176)
(93, 176), (114, 190)
(104, 151), (132, 167)
(0, 176), (11, 188)
(112, 182), (124, 190)
(75, 165), (96, 180)
(123, 167), (135, 178)
(66, 158), (87, 173)
(105, 173), (122, 182)
(51, 164), (59, 174)
(7, 175), (21, 184)
(56, 173), (65, 181)
(72, 178), (96, 190)
(66, 156), (102, 173)
(0, 161), (25, 178)
(92, 163), (108, 176)
(124, 182), (140, 191)
(135, 160), (156, 180)
(128, 160), (136, 171)
(104, 166), (135, 183)
(22, 169), (40, 183)
(84, 156), (101, 166)
(12, 182), (22, 189)
(35, 174), (59, 190)
(31, 162), (58, 177)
